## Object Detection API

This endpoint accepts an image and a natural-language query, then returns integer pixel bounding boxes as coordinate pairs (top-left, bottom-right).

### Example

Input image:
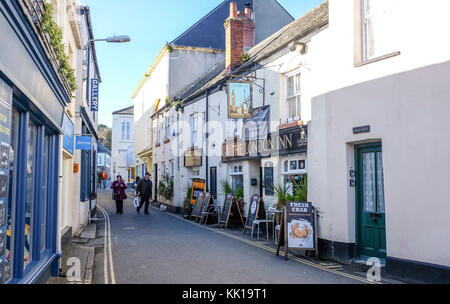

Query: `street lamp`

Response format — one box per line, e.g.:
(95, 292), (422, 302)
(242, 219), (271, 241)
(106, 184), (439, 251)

(84, 34), (130, 221)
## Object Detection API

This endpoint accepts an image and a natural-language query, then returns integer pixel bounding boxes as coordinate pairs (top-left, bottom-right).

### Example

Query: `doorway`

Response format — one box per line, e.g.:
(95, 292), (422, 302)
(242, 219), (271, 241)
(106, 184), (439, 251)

(355, 143), (387, 260)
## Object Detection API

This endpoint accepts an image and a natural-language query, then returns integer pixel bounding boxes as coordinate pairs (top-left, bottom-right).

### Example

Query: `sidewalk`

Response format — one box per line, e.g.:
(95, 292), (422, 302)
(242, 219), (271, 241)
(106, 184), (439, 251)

(47, 223), (99, 284)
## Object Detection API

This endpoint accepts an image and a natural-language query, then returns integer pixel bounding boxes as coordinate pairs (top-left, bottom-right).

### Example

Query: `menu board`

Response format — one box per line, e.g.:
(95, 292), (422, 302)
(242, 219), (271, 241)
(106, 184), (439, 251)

(243, 195), (266, 234)
(286, 202), (315, 250)
(219, 194), (245, 230)
(190, 178), (206, 206)
(0, 79), (12, 283)
(219, 194), (233, 226)
(190, 192), (205, 221)
(276, 201), (318, 260)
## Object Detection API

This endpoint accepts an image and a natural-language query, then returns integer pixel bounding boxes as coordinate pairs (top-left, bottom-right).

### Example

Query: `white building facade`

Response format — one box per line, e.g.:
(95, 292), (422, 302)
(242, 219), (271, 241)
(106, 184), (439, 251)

(112, 106), (135, 183)
(307, 0), (450, 282)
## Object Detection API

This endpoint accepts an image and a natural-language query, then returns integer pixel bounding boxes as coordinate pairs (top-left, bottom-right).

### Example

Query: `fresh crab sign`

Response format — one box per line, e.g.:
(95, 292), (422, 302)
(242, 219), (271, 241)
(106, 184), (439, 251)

(277, 201), (318, 260)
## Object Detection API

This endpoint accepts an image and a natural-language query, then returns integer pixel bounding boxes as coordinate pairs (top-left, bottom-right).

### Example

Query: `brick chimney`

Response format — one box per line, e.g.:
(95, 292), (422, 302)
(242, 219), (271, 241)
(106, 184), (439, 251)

(225, 2), (244, 73)
(243, 3), (255, 52)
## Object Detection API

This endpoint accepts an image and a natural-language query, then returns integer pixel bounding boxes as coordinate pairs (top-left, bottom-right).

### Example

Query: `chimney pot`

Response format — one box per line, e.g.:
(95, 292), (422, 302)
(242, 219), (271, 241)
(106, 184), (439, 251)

(245, 7), (251, 19)
(230, 2), (237, 18)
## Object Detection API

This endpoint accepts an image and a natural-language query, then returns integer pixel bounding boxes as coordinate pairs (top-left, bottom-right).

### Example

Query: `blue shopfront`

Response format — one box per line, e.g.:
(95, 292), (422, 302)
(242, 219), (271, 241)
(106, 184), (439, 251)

(0, 0), (71, 283)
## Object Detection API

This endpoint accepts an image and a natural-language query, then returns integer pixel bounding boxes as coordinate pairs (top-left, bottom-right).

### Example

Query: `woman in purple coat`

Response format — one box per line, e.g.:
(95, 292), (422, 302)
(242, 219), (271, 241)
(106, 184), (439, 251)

(112, 175), (127, 215)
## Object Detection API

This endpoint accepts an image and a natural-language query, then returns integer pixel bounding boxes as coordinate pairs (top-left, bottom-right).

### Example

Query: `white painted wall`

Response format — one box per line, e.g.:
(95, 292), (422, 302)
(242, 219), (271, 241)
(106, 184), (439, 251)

(308, 0), (450, 267)
(112, 113), (134, 180)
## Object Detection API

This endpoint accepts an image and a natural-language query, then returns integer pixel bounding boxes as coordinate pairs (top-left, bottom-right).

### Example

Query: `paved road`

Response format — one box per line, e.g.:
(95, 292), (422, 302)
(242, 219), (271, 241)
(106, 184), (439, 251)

(94, 190), (366, 284)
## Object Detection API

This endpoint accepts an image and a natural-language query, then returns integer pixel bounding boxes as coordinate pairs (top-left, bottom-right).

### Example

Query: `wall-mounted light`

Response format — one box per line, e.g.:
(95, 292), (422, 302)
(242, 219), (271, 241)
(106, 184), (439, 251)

(289, 41), (307, 55)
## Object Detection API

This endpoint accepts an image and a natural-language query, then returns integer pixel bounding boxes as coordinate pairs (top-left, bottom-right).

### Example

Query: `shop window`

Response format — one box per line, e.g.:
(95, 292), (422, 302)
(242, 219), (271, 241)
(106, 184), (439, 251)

(232, 175), (243, 195)
(5, 108), (20, 282)
(40, 135), (50, 252)
(24, 121), (37, 269)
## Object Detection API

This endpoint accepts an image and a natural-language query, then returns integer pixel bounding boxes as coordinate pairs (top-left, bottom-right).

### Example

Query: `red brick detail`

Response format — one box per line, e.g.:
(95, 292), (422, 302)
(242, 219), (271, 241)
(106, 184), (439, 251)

(225, 17), (244, 73)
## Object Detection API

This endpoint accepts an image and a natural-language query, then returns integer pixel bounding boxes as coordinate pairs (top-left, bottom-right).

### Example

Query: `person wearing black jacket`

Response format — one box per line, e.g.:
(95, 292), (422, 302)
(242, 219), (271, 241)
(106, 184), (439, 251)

(136, 172), (152, 215)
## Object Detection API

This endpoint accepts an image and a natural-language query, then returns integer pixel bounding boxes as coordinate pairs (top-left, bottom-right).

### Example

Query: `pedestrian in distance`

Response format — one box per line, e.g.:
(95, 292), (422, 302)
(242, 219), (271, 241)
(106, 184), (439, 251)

(136, 172), (152, 215)
(97, 170), (103, 189)
(133, 176), (141, 196)
(112, 175), (127, 215)
(103, 171), (108, 189)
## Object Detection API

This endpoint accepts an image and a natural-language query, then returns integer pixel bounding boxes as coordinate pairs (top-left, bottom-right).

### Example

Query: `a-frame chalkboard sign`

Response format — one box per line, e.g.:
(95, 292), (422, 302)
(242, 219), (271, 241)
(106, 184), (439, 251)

(219, 194), (245, 229)
(198, 192), (213, 223)
(190, 192), (205, 221)
(276, 202), (318, 261)
(243, 194), (266, 234)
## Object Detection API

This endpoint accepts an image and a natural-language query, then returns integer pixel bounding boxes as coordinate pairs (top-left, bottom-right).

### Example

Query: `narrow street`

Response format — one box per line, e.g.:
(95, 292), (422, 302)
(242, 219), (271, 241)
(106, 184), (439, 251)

(93, 191), (367, 284)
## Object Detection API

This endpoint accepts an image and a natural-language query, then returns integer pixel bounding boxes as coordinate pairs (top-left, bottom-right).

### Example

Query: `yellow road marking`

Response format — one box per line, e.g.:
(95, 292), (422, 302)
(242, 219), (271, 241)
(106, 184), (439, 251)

(158, 208), (381, 285)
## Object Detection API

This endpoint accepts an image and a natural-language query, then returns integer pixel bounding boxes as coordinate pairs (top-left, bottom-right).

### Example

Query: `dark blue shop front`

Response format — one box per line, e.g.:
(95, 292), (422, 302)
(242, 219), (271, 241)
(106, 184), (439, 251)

(0, 0), (71, 283)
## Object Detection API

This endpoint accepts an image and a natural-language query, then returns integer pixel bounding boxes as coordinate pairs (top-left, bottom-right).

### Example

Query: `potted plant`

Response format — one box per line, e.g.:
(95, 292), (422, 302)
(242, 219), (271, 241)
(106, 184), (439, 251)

(183, 184), (192, 218)
(219, 179), (233, 196)
(272, 183), (292, 210)
(293, 178), (308, 202)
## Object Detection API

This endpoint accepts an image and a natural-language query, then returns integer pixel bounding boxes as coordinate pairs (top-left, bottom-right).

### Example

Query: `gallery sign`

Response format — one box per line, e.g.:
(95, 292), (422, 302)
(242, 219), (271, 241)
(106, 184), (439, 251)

(227, 80), (253, 119)
(90, 78), (99, 112)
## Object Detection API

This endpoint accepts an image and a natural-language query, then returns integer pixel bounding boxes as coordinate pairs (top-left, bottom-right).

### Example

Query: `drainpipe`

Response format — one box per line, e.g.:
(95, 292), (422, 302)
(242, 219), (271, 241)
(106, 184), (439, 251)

(205, 90), (209, 191)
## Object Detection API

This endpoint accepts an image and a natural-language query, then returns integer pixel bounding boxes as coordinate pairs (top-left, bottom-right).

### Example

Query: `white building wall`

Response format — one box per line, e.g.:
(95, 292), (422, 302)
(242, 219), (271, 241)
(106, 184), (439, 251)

(308, 0), (450, 267)
(112, 113), (134, 181)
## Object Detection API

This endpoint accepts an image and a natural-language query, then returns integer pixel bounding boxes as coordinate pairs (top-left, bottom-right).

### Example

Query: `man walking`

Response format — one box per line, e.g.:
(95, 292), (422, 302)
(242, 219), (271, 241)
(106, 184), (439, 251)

(136, 172), (152, 215)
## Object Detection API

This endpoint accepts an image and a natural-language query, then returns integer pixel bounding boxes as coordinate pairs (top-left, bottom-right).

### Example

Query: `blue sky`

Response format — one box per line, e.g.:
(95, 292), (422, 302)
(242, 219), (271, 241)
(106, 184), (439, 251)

(84, 0), (325, 126)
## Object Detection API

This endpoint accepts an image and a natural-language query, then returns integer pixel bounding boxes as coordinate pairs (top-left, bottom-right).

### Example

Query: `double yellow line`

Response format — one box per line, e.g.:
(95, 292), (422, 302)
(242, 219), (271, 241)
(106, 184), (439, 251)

(97, 204), (116, 284)
(161, 208), (381, 285)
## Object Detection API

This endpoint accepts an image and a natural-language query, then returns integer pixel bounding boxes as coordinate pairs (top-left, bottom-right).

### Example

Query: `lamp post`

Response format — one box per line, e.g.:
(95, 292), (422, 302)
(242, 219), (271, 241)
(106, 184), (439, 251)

(84, 34), (130, 221)
(85, 35), (131, 106)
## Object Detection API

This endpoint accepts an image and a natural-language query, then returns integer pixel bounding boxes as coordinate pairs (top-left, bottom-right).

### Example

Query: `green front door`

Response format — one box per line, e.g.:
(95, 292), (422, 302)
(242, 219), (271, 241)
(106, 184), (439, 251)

(356, 143), (387, 260)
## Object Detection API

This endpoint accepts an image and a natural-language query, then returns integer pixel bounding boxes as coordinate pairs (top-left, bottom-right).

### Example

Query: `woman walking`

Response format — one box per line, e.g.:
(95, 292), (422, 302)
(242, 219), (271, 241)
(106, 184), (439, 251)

(112, 175), (127, 215)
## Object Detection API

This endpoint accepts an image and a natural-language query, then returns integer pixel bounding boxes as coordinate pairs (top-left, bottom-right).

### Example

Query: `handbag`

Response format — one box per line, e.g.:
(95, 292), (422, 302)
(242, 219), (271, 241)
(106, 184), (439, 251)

(133, 197), (140, 208)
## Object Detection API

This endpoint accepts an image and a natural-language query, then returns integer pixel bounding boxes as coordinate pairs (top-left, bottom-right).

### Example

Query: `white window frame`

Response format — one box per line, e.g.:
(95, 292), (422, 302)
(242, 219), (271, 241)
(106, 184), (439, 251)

(126, 122), (130, 140)
(284, 71), (301, 123)
(165, 115), (171, 140)
(121, 122), (125, 140)
(190, 113), (198, 148)
(361, 0), (396, 62)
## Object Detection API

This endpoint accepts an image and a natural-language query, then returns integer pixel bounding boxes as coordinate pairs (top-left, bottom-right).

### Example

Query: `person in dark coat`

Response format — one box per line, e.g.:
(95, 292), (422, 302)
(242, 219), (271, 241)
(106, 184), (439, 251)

(112, 175), (127, 215)
(136, 172), (152, 215)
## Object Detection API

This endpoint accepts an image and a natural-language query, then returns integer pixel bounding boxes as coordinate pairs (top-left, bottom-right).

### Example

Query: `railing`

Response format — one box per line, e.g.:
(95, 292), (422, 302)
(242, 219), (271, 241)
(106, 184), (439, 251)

(22, 0), (45, 26)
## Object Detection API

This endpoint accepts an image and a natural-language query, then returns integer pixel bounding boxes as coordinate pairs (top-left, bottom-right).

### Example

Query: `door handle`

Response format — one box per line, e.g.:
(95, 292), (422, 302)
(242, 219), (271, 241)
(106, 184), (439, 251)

(370, 213), (381, 222)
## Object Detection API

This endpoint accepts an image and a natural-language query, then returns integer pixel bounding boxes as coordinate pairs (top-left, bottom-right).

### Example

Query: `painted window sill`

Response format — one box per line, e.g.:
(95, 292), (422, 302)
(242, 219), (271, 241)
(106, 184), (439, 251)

(355, 51), (401, 67)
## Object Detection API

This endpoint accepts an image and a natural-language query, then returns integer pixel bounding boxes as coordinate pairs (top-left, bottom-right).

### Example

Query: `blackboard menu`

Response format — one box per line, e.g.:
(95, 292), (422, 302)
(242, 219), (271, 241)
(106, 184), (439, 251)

(244, 195), (260, 232)
(0, 79), (12, 283)
(191, 192), (205, 220)
(286, 202), (315, 250)
(220, 194), (233, 224)
(201, 193), (212, 214)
